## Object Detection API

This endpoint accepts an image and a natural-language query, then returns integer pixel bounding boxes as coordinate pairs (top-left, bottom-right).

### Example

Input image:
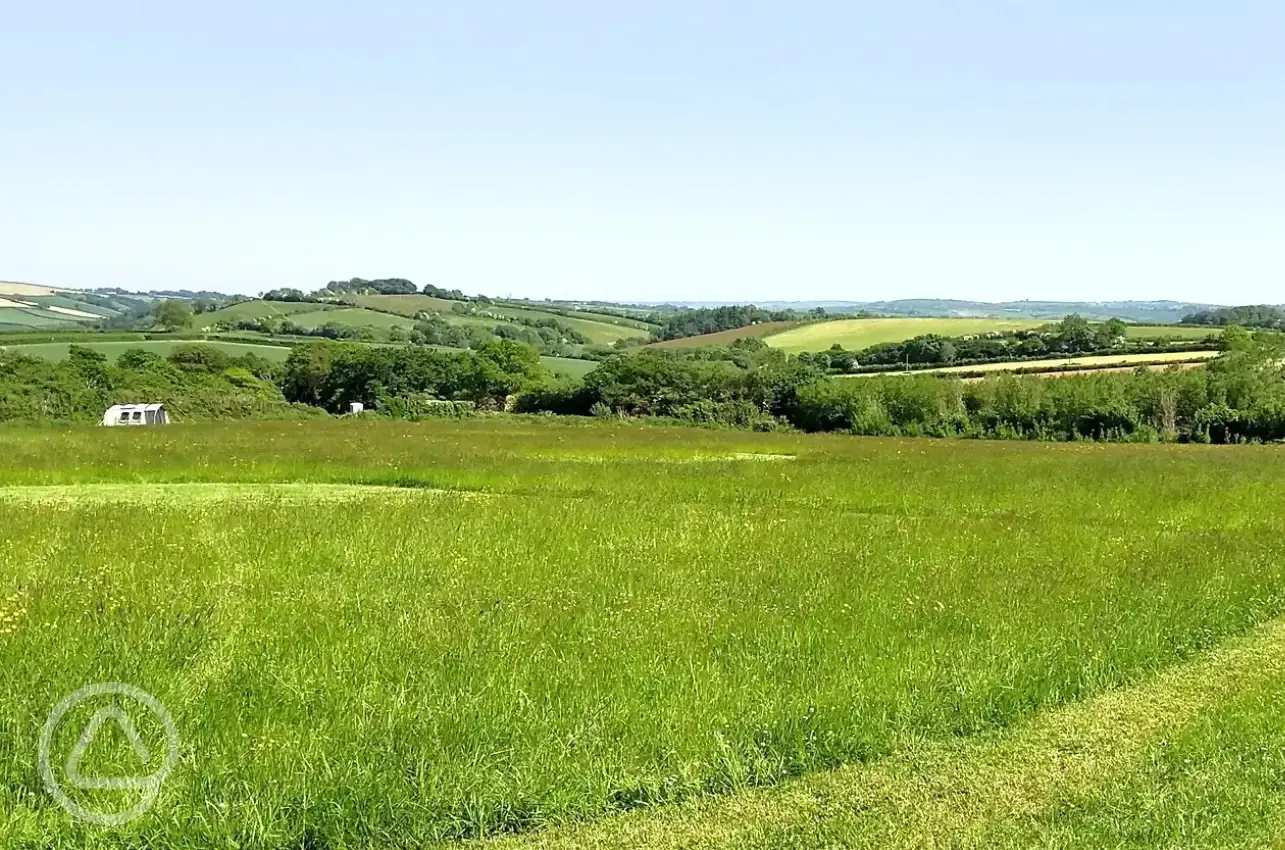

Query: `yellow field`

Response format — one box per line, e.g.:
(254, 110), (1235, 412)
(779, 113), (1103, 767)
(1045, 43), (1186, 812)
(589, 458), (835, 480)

(765, 318), (1046, 352)
(0, 281), (60, 297)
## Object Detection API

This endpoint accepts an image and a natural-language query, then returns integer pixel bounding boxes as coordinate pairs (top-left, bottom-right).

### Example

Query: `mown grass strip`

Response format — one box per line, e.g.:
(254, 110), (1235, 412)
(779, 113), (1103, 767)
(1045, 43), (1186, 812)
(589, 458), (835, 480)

(494, 618), (1285, 849)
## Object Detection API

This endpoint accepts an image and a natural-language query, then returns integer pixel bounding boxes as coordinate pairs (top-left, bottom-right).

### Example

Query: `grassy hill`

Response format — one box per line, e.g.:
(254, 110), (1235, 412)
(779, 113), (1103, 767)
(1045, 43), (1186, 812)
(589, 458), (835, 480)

(197, 300), (342, 328)
(0, 306), (82, 331)
(0, 287), (144, 331)
(284, 307), (414, 332)
(222, 294), (655, 346)
(342, 293), (461, 317)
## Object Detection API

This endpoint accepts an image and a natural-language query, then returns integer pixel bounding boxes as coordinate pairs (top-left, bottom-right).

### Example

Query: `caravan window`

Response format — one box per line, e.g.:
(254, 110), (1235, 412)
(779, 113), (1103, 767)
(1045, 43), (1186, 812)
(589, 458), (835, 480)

(132, 411), (143, 421)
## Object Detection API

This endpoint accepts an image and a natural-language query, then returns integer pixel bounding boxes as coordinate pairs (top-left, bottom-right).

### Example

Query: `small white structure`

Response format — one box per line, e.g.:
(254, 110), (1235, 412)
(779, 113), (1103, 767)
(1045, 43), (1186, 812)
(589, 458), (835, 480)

(349, 402), (365, 415)
(101, 403), (169, 427)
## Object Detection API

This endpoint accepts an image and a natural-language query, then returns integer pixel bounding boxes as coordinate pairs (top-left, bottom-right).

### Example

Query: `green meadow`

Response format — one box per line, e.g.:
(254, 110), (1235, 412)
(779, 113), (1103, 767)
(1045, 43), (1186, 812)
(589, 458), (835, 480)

(3, 419), (1285, 847)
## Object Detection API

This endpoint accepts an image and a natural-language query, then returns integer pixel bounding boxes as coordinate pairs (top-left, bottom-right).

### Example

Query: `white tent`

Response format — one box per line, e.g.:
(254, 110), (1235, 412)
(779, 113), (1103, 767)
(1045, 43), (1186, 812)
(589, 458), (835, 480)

(101, 403), (169, 427)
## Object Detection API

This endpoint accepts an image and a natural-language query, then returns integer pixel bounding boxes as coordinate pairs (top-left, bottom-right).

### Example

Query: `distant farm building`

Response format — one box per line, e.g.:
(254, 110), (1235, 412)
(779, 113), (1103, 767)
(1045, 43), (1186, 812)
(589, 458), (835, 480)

(101, 403), (169, 426)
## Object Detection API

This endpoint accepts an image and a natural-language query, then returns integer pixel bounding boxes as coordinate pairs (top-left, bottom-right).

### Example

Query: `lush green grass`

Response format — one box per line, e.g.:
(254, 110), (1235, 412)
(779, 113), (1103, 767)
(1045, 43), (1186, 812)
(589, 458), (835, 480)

(283, 307), (414, 332)
(0, 339), (293, 362)
(765, 318), (1047, 352)
(1124, 324), (1221, 340)
(3, 420), (1285, 847)
(540, 355), (600, 378)
(504, 618), (1285, 849)
(344, 293), (461, 317)
(557, 315), (650, 344)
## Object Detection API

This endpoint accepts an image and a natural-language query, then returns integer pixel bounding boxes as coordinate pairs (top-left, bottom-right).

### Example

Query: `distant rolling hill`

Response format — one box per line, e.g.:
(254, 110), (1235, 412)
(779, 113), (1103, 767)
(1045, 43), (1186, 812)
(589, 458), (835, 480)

(0, 282), (150, 331)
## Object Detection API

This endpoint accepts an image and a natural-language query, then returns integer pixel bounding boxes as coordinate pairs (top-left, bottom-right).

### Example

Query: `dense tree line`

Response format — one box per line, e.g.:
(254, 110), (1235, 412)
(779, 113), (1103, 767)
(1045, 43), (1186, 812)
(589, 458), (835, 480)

(9, 326), (1285, 444)
(801, 316), (1216, 373)
(1182, 305), (1285, 329)
(323, 277), (419, 296)
(279, 339), (548, 413)
(519, 328), (1285, 442)
(408, 312), (589, 357)
(0, 345), (313, 423)
(219, 317), (375, 341)
(261, 288), (316, 303)
(649, 305), (825, 342)
(421, 283), (476, 301)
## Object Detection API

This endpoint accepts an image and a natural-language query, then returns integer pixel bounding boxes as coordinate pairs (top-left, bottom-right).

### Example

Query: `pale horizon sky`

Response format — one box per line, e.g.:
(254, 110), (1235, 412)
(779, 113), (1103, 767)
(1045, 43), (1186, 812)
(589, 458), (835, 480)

(2, 2), (1283, 303)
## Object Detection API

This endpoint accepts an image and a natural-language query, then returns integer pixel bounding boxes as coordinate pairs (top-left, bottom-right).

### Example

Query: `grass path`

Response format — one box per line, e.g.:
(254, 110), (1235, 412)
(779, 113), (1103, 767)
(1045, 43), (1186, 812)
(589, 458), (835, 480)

(0, 482), (427, 505)
(491, 617), (1285, 849)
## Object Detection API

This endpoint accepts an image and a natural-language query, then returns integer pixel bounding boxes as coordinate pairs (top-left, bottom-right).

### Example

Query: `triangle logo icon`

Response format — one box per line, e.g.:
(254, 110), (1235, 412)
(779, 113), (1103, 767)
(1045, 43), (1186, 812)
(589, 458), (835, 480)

(64, 706), (155, 791)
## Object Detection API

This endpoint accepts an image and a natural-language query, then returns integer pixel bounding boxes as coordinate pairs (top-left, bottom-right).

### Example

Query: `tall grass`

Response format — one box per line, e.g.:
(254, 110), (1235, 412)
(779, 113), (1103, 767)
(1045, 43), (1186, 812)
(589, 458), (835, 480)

(2, 419), (1285, 847)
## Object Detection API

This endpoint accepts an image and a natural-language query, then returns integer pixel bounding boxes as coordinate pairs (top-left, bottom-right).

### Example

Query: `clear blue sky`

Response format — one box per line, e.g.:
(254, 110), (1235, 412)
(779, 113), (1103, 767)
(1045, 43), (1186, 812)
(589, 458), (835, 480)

(3, 2), (1282, 303)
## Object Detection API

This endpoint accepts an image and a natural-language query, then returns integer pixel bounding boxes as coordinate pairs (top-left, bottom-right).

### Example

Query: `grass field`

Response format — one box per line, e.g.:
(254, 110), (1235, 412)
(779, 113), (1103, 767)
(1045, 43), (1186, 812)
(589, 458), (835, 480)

(843, 350), (1222, 378)
(539, 355), (600, 378)
(1122, 324), (1220, 340)
(343, 293), (461, 317)
(321, 296), (650, 345)
(284, 307), (414, 333)
(4, 419), (1285, 847)
(648, 321), (803, 349)
(196, 300), (340, 328)
(0, 307), (79, 330)
(22, 294), (116, 317)
(0, 339), (293, 362)
(763, 318), (1218, 353)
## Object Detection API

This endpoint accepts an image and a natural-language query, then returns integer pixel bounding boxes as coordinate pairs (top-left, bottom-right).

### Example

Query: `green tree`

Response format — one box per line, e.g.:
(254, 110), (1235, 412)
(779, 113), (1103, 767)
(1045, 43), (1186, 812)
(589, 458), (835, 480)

(1056, 314), (1095, 352)
(1098, 318), (1128, 346)
(151, 299), (194, 330)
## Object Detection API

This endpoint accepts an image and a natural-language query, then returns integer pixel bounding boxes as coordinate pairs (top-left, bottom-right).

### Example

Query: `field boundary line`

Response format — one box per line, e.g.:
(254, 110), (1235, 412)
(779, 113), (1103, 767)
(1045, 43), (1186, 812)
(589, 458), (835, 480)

(489, 617), (1285, 849)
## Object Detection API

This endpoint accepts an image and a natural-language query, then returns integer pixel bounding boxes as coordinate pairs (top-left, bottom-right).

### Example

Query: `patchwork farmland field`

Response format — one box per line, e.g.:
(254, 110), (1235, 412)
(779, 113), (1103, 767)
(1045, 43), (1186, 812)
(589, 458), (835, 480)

(4, 419), (1285, 848)
(763, 318), (1217, 353)
(764, 318), (1047, 352)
